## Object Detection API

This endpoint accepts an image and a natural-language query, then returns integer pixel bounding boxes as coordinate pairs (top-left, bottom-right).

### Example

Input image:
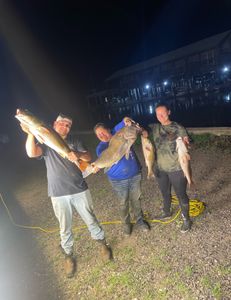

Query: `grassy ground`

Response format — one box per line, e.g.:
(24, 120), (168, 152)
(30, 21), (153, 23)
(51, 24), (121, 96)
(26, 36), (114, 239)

(6, 133), (231, 300)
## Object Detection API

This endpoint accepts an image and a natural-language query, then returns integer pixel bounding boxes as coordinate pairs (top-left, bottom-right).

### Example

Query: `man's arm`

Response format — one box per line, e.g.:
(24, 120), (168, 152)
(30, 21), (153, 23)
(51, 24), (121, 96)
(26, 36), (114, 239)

(67, 150), (91, 163)
(20, 124), (43, 157)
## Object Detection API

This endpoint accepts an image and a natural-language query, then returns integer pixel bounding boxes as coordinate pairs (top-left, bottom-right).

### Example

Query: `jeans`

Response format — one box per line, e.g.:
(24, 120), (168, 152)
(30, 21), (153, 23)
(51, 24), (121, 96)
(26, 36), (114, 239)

(156, 169), (189, 216)
(51, 189), (104, 255)
(110, 174), (143, 224)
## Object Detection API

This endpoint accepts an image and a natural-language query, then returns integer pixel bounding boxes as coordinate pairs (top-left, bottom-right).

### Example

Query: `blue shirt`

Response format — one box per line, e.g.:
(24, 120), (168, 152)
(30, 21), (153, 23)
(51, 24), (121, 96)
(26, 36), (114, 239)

(96, 120), (140, 180)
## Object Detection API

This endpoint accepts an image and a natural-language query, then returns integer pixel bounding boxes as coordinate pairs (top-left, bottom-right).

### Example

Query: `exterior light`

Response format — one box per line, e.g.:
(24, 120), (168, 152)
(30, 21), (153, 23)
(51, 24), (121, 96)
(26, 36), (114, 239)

(223, 66), (229, 73)
(224, 94), (230, 102)
(163, 81), (168, 86)
(145, 84), (150, 89)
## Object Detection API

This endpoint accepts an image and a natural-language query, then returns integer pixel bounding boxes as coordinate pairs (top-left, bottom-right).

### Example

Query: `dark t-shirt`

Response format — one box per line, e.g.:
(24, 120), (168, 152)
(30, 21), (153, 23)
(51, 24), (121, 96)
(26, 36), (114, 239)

(42, 135), (88, 197)
(153, 122), (188, 172)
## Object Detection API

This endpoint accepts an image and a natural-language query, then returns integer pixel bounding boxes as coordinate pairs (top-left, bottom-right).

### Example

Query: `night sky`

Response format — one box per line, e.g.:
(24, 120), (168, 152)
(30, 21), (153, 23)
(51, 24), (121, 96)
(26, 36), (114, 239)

(0, 0), (231, 131)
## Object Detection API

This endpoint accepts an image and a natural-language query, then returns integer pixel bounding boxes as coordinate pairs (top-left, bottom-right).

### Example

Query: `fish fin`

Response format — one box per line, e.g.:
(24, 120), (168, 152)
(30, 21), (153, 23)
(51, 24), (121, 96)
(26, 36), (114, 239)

(125, 151), (130, 159)
(40, 126), (51, 133)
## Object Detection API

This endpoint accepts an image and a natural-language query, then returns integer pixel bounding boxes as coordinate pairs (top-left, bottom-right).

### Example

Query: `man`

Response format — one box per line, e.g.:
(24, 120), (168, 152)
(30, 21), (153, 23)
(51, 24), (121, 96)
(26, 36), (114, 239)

(20, 113), (112, 278)
(93, 117), (150, 236)
(152, 103), (192, 232)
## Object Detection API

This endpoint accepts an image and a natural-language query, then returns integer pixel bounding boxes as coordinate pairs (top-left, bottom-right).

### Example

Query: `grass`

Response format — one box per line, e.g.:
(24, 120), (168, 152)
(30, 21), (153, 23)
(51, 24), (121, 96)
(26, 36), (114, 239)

(107, 271), (134, 291)
(201, 276), (223, 300)
(12, 132), (231, 300)
(190, 133), (231, 152)
(215, 265), (231, 276)
(184, 265), (194, 277)
(119, 245), (135, 258)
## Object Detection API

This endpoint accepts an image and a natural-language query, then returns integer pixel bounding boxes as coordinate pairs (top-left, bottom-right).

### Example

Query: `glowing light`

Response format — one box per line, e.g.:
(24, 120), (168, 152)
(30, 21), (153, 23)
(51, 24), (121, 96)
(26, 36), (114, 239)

(224, 94), (230, 102)
(145, 84), (150, 89)
(149, 105), (153, 114)
(223, 66), (229, 73)
(163, 81), (168, 86)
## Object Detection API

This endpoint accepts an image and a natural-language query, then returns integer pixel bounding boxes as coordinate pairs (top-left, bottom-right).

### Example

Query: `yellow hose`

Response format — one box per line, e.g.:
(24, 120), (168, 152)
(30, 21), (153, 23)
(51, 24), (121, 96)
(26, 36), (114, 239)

(0, 193), (205, 233)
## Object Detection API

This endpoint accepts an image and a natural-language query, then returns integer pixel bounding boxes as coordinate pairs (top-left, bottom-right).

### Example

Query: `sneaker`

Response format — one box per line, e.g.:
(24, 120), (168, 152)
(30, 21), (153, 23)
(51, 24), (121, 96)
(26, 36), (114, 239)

(123, 223), (132, 235)
(64, 254), (76, 278)
(155, 211), (172, 220)
(180, 219), (192, 233)
(136, 219), (150, 231)
(97, 239), (113, 261)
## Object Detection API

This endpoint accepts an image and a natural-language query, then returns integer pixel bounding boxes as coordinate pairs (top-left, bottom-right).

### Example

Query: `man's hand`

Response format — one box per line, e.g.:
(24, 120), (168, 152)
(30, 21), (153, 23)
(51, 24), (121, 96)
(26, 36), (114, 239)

(123, 117), (133, 126)
(20, 123), (31, 135)
(67, 151), (79, 163)
(183, 136), (190, 146)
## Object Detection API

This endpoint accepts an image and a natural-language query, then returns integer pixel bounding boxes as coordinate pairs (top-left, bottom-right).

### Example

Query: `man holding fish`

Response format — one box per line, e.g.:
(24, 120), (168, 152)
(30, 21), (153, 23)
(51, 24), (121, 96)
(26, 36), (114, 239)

(16, 110), (112, 278)
(93, 117), (150, 236)
(150, 103), (193, 233)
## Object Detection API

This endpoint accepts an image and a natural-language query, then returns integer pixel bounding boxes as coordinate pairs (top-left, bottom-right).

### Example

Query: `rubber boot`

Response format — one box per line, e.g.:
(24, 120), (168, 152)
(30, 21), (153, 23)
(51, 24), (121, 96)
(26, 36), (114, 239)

(180, 204), (192, 233)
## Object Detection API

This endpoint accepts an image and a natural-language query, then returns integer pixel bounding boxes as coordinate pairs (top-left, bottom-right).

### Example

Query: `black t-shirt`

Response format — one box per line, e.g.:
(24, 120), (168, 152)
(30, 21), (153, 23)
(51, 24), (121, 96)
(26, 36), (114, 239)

(42, 135), (88, 197)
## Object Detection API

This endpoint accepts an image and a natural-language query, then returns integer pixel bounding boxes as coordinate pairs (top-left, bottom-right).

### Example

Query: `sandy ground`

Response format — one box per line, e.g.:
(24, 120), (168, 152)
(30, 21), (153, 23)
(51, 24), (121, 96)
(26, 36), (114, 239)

(1, 140), (231, 300)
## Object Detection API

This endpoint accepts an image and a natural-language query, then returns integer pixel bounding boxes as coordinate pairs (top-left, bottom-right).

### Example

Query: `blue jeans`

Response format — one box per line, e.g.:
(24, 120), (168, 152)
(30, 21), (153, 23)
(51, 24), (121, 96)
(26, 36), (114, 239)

(51, 189), (104, 255)
(110, 174), (143, 224)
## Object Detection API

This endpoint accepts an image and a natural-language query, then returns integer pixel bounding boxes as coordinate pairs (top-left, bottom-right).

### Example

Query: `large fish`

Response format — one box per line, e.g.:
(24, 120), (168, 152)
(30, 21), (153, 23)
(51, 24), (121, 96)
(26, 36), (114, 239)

(176, 137), (193, 186)
(141, 136), (155, 179)
(15, 108), (88, 172)
(83, 124), (141, 178)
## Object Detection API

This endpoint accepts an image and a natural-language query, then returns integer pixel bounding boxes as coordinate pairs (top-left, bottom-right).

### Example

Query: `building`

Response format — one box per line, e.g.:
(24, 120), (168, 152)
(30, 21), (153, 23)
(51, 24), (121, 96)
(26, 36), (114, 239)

(88, 30), (231, 126)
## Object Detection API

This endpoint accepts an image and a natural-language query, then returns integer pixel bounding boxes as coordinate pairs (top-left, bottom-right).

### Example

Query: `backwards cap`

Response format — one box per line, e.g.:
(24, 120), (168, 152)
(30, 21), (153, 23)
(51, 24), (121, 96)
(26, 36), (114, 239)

(56, 113), (72, 124)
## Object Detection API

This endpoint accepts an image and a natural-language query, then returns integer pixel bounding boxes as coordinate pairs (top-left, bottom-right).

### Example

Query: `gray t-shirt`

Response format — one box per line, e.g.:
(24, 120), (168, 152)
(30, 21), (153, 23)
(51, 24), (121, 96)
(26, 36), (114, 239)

(42, 135), (88, 197)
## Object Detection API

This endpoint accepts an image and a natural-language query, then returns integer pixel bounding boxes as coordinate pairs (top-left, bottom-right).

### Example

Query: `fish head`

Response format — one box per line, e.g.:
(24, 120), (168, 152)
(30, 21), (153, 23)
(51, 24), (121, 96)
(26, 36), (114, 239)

(15, 108), (42, 128)
(123, 124), (141, 140)
(176, 136), (182, 146)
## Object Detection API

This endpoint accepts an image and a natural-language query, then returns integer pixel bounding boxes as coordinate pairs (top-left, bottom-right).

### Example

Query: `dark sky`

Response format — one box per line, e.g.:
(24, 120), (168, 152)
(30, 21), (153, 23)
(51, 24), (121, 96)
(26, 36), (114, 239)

(8, 0), (231, 91)
(0, 0), (230, 130)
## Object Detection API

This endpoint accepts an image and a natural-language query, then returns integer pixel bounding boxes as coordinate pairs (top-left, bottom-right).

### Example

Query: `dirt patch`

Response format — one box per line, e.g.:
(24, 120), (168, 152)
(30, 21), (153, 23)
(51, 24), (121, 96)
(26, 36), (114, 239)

(4, 141), (231, 300)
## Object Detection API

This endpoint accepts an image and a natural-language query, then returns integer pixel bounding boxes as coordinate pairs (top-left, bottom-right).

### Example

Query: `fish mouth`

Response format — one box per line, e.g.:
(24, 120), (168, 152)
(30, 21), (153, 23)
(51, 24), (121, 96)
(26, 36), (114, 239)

(15, 108), (25, 118)
(16, 108), (21, 116)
